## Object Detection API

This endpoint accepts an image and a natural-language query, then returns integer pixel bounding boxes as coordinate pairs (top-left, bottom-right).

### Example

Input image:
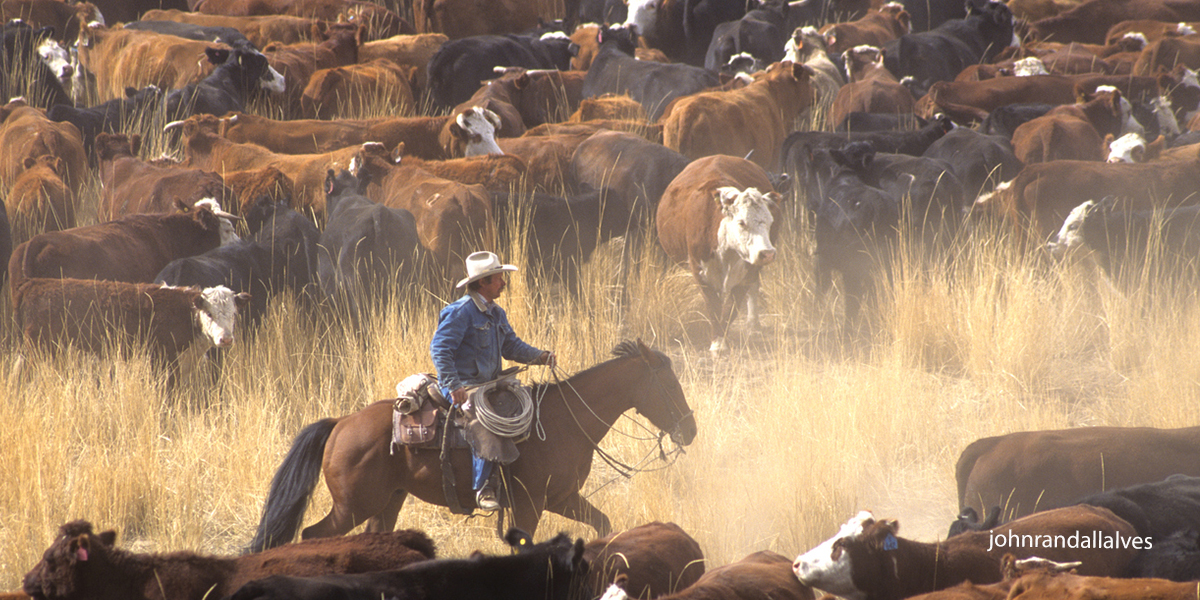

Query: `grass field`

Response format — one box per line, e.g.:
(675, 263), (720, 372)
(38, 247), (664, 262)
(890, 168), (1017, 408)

(3, 0), (1200, 588)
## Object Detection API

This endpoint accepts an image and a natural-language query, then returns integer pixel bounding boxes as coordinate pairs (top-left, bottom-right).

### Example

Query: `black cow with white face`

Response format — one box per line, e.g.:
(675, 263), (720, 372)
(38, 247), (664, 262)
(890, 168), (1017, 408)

(426, 33), (577, 110)
(582, 25), (718, 121)
(165, 45), (286, 121)
(703, 0), (791, 72)
(1, 22), (72, 109)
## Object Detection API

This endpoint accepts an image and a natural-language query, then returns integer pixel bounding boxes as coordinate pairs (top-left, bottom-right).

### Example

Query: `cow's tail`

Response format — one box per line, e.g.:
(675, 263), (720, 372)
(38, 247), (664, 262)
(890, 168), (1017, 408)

(954, 435), (1003, 508)
(246, 418), (338, 554)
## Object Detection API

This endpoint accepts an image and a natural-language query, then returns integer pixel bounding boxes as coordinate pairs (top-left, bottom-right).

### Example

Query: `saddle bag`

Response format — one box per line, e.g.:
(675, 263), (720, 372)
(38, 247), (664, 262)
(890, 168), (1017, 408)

(391, 374), (444, 452)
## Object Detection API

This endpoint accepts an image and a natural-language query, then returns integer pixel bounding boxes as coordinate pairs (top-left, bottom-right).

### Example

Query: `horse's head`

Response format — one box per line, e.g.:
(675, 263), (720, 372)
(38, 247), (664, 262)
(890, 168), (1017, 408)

(616, 339), (697, 447)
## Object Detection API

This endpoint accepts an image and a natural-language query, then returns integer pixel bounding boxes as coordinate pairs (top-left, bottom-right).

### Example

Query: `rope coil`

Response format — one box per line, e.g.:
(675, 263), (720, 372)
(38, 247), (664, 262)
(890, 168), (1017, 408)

(469, 377), (534, 438)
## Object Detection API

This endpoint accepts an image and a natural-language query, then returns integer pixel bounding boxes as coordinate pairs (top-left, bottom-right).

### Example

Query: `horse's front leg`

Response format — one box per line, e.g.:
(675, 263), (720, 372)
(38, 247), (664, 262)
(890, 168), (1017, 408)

(549, 491), (612, 537)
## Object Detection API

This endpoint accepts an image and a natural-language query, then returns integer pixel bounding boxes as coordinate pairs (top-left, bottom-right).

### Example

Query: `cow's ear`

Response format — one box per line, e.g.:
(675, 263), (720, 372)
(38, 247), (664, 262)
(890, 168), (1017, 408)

(715, 187), (739, 212)
(205, 47), (229, 65)
(825, 31), (836, 47)
(448, 119), (465, 140)
(235, 292), (252, 307)
(325, 169), (337, 195)
(515, 73), (530, 89)
(175, 198), (190, 212)
(23, 156), (36, 169)
(99, 530), (116, 547)
(130, 134), (142, 155)
(1102, 133), (1115, 151)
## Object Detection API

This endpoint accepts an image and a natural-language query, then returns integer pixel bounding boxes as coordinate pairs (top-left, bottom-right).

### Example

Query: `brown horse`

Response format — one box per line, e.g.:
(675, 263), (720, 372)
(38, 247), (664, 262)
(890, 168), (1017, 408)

(249, 340), (697, 552)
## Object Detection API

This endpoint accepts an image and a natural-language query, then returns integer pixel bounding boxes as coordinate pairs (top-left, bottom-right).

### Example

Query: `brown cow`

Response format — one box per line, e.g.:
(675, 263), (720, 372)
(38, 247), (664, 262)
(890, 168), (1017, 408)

(8, 198), (238, 291)
(820, 3), (912, 56)
(1106, 20), (1200, 45)
(1134, 35), (1200, 76)
(300, 58), (417, 119)
(915, 74), (1158, 122)
(1000, 569), (1200, 600)
(794, 507), (1139, 600)
(656, 155), (783, 352)
(174, 114), (367, 221)
(605, 551), (812, 600)
(260, 22), (362, 117)
(828, 45), (914, 130)
(1010, 88), (1135, 163)
(0, 99), (85, 196)
(1028, 0), (1200, 45)
(5, 155), (73, 245)
(353, 143), (493, 282)
(215, 111), (452, 159)
(139, 10), (330, 47)
(76, 26), (224, 102)
(0, 0), (99, 42)
(662, 60), (813, 171)
(957, 425), (1200, 520)
(222, 165), (298, 217)
(584, 522), (706, 599)
(570, 24), (677, 71)
(13, 278), (251, 374)
(358, 33), (449, 98)
(192, 0), (411, 41)
(424, 0), (538, 39)
(96, 133), (234, 221)
(973, 157), (1200, 241)
(22, 520), (435, 600)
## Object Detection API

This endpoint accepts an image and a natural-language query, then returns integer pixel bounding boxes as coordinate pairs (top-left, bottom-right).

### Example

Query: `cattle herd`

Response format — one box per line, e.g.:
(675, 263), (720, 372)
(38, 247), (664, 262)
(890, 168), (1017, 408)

(3, 0), (1200, 597)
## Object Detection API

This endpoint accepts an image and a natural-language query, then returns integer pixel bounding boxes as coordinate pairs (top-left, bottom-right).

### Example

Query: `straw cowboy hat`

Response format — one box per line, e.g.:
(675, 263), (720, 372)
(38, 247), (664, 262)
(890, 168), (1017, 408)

(456, 251), (518, 288)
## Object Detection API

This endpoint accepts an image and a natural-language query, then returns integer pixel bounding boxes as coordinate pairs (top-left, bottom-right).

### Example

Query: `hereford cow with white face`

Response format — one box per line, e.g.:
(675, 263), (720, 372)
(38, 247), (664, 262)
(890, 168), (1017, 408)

(656, 155), (783, 352)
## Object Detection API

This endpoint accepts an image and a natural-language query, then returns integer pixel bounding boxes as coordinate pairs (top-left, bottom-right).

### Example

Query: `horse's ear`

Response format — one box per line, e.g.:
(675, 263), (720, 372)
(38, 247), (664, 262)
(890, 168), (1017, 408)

(635, 338), (654, 362)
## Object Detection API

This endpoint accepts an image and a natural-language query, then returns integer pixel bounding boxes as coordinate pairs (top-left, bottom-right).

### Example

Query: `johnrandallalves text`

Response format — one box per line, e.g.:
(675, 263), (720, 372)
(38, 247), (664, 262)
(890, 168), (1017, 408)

(987, 530), (1152, 552)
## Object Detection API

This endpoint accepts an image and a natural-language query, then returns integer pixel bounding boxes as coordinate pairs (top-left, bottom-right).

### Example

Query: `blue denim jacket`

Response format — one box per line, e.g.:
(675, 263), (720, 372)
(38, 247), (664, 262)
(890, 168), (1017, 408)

(430, 292), (544, 393)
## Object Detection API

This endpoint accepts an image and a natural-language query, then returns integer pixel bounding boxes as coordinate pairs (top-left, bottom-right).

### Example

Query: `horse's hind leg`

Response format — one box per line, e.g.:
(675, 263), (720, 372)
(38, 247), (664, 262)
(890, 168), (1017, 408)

(550, 491), (612, 537)
(365, 490), (408, 533)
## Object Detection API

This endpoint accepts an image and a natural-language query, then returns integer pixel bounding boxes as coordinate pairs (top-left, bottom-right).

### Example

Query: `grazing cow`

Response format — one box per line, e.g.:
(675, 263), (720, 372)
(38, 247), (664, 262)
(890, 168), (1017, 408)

(0, 21), (72, 109)
(215, 111), (452, 159)
(191, 0), (411, 41)
(317, 167), (422, 319)
(139, 10), (330, 48)
(8, 198), (237, 290)
(491, 187), (633, 291)
(5, 155), (73, 244)
(46, 85), (166, 154)
(882, 0), (1015, 98)
(13, 278), (250, 377)
(123, 20), (253, 48)
(424, 0), (539, 39)
(1029, 0), (1200, 45)
(581, 25), (719, 122)
(662, 60), (813, 171)
(957, 425), (1200, 520)
(922, 127), (1022, 196)
(973, 157), (1200, 241)
(1047, 197), (1200, 283)
(352, 144), (492, 283)
(656, 155), (783, 352)
(22, 520), (435, 600)
(425, 33), (576, 111)
(583, 522), (705, 599)
(793, 506), (1139, 600)
(827, 45), (913, 131)
(96, 133), (234, 221)
(820, 3), (912, 56)
(226, 530), (586, 600)
(569, 129), (691, 224)
(606, 551), (811, 600)
(300, 59), (417, 119)
(1010, 87), (1138, 163)
(703, 1), (791, 72)
(0, 99), (86, 196)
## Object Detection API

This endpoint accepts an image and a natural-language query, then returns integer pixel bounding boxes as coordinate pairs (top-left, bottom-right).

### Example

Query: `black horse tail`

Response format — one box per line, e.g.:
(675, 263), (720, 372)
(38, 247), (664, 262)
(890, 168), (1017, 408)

(246, 418), (338, 554)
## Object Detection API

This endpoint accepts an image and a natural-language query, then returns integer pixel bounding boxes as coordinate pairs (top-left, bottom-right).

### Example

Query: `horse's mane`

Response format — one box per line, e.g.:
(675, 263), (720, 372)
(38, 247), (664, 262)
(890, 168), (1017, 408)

(529, 340), (667, 393)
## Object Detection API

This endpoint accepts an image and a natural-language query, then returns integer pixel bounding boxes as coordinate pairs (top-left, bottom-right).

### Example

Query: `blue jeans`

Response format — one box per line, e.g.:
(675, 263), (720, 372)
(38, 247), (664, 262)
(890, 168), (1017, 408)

(443, 385), (494, 491)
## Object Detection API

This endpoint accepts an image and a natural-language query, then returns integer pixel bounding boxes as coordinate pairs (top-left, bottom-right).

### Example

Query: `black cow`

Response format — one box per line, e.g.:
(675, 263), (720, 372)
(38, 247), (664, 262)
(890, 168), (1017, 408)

(154, 238), (273, 327)
(47, 85), (166, 155)
(317, 168), (422, 322)
(783, 113), (955, 183)
(922, 127), (1023, 196)
(836, 112), (929, 133)
(852, 148), (967, 242)
(898, 0), (968, 33)
(883, 0), (1015, 97)
(703, 0), (790, 72)
(1127, 529), (1200, 581)
(1, 22), (71, 109)
(569, 129), (691, 217)
(426, 34), (577, 110)
(224, 529), (588, 600)
(582, 25), (718, 121)
(946, 505), (1003, 537)
(807, 146), (899, 327)
(122, 21), (254, 50)
(247, 203), (320, 306)
(624, 0), (748, 66)
(492, 187), (633, 292)
(978, 103), (1055, 139)
(1073, 475), (1200, 541)
(570, 0), (628, 27)
(1049, 197), (1200, 284)
(165, 46), (286, 121)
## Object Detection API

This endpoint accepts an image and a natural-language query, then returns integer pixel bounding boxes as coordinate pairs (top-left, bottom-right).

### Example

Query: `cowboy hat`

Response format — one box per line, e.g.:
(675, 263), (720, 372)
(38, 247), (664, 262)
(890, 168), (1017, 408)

(456, 251), (518, 288)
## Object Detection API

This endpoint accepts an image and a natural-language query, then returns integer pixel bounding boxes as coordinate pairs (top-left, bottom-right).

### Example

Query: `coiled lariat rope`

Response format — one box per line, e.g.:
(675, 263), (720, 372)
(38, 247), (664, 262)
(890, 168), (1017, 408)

(470, 377), (534, 437)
